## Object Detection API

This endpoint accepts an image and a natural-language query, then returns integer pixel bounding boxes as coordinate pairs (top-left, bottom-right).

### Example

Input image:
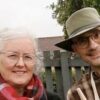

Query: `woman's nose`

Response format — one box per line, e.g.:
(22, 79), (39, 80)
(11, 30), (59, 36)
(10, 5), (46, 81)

(16, 57), (25, 67)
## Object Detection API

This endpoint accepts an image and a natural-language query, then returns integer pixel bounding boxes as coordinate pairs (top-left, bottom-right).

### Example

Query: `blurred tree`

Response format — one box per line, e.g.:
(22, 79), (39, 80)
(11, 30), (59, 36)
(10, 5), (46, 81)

(50, 0), (100, 38)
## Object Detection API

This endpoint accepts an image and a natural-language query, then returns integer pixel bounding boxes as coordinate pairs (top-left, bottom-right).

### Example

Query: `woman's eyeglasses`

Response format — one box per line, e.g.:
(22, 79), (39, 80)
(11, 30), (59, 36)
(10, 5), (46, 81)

(0, 51), (36, 66)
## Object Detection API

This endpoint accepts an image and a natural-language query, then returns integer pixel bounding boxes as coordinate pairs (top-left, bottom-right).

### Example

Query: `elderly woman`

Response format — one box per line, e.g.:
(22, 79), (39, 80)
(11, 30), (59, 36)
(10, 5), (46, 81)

(0, 28), (47, 100)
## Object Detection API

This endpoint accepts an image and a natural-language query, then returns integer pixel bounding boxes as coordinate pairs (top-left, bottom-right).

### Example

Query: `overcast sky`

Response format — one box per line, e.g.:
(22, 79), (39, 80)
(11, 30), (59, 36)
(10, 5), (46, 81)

(0, 0), (63, 37)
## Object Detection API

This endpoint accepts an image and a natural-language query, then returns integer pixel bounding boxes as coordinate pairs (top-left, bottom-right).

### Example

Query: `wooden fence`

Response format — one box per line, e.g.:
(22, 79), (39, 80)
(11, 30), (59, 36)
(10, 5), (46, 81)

(41, 50), (89, 100)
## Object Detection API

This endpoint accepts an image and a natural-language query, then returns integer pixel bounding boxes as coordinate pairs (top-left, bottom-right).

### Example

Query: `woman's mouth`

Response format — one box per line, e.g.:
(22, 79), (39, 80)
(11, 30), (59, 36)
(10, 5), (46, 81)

(12, 71), (26, 75)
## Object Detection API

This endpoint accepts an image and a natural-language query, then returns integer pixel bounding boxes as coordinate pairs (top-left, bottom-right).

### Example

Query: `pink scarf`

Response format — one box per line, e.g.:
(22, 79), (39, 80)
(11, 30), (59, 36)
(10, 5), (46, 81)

(0, 74), (45, 100)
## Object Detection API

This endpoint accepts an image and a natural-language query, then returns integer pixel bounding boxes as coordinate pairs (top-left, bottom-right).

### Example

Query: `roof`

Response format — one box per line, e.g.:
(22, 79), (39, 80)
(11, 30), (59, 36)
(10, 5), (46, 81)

(38, 36), (65, 51)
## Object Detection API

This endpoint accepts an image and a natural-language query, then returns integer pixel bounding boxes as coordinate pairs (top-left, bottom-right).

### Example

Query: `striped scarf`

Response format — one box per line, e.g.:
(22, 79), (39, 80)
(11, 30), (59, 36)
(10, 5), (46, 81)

(67, 72), (100, 100)
(0, 74), (46, 100)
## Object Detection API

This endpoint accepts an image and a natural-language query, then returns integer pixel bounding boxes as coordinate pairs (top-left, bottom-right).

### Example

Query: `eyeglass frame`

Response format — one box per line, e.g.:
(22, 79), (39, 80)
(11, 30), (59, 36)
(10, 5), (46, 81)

(71, 28), (100, 48)
(0, 51), (36, 66)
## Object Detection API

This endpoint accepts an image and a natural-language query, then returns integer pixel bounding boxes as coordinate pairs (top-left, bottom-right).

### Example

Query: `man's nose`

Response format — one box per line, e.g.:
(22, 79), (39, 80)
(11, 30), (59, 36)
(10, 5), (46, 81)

(88, 38), (99, 49)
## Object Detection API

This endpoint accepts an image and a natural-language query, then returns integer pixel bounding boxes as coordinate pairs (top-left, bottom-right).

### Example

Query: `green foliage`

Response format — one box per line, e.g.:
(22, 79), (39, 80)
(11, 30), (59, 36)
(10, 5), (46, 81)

(50, 0), (100, 37)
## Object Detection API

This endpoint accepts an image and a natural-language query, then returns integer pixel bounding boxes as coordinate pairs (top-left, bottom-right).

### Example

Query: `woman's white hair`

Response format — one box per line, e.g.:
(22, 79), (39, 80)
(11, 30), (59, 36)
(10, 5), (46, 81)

(0, 27), (38, 51)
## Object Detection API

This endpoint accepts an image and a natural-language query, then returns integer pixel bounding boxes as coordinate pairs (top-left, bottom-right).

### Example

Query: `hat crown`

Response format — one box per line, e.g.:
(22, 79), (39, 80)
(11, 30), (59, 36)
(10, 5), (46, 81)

(66, 7), (100, 37)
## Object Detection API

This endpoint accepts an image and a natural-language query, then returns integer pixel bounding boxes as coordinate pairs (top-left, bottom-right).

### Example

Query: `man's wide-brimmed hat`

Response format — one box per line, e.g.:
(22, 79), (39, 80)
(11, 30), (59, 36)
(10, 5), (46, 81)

(55, 7), (100, 51)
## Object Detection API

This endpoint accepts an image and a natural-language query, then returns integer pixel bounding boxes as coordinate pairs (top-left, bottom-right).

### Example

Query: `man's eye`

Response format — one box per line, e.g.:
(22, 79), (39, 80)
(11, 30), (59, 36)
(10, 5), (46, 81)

(93, 33), (99, 38)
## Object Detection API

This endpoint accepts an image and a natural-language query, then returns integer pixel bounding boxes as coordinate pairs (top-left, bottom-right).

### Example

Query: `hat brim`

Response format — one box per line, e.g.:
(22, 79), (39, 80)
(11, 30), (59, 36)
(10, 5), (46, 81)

(55, 22), (100, 52)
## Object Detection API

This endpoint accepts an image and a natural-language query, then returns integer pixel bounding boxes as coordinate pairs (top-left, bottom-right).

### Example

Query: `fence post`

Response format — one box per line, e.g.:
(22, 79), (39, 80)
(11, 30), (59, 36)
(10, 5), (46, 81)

(43, 51), (54, 92)
(60, 51), (71, 99)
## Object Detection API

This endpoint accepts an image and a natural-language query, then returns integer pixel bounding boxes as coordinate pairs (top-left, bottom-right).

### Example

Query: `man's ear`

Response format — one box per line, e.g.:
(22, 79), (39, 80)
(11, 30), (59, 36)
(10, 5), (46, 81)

(72, 45), (77, 53)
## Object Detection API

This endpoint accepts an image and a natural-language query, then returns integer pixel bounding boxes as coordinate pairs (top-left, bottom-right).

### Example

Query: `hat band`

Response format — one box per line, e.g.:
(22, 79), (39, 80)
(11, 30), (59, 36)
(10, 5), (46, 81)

(70, 21), (100, 38)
